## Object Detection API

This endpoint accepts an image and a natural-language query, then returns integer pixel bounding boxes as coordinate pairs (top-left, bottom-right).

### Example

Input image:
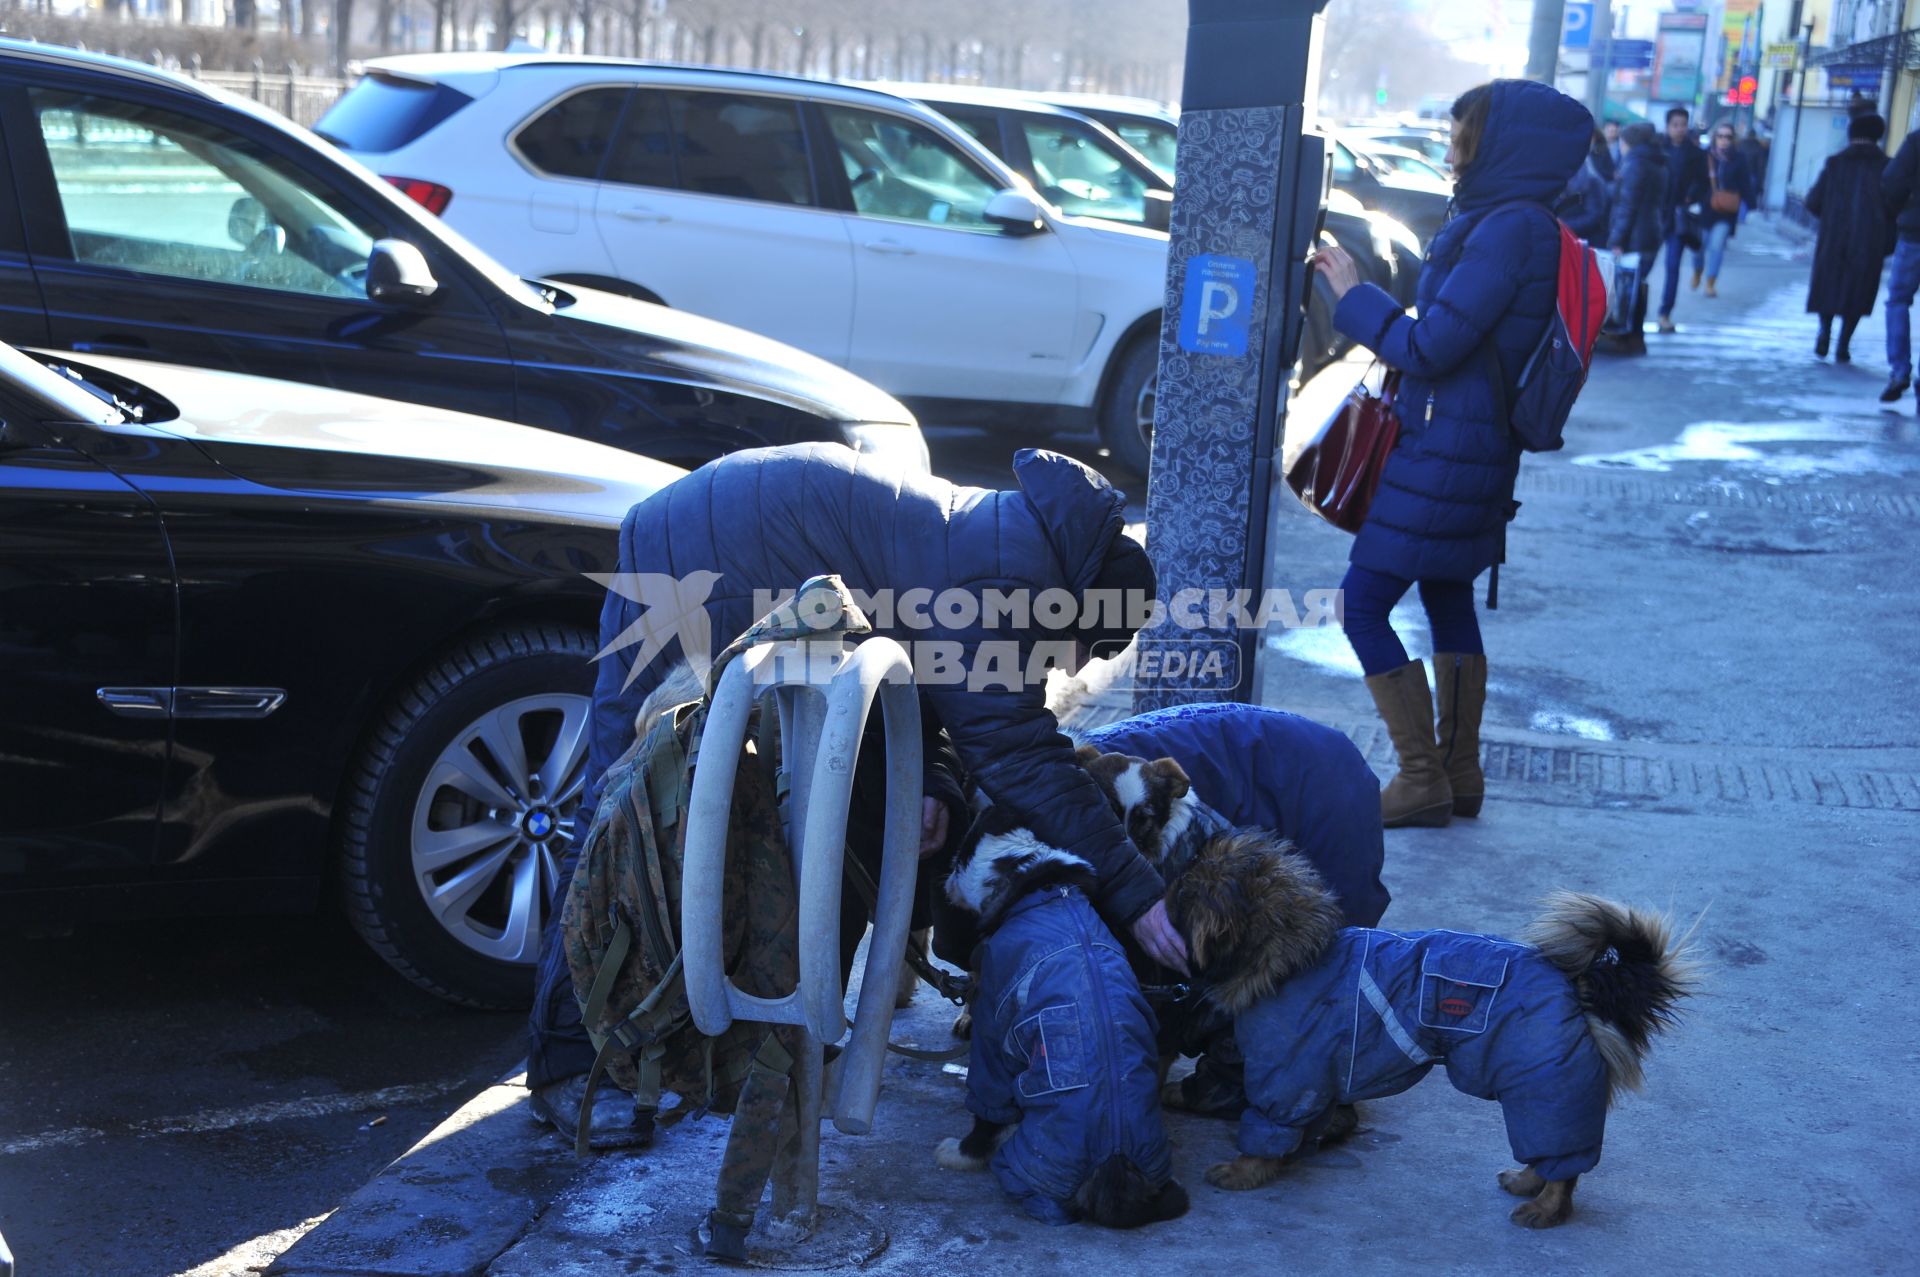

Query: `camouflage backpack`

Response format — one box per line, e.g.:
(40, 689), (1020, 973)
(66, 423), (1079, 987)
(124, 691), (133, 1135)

(559, 694), (801, 1156)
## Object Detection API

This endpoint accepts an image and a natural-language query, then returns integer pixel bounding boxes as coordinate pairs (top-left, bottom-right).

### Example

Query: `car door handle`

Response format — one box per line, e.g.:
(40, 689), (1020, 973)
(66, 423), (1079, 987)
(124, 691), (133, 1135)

(613, 206), (671, 223)
(862, 239), (917, 256)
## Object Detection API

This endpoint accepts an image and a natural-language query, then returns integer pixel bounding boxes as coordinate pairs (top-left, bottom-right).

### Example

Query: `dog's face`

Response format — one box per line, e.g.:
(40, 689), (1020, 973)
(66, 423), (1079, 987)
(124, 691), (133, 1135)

(1162, 832), (1345, 1014)
(1075, 746), (1195, 863)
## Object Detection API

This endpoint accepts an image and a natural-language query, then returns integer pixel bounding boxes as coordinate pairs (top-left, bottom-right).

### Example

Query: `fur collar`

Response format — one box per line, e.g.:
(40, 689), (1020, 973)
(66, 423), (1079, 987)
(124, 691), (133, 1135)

(1166, 831), (1345, 1014)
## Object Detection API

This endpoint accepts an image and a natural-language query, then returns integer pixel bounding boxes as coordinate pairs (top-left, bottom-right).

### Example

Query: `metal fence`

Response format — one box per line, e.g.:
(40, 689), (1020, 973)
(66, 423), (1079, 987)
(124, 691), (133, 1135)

(190, 66), (347, 128)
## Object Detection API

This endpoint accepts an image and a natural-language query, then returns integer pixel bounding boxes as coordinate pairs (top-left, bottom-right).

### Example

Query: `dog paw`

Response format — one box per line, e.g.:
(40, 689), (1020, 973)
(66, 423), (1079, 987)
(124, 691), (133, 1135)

(1203, 1156), (1282, 1191)
(1509, 1197), (1572, 1229)
(934, 1137), (987, 1172)
(1160, 1079), (1191, 1111)
(951, 1010), (972, 1040)
(1498, 1167), (1544, 1198)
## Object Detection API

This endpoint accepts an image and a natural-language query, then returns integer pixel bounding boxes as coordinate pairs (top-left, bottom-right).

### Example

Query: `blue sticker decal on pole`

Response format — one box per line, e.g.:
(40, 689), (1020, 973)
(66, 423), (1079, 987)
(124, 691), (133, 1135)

(1178, 253), (1258, 357)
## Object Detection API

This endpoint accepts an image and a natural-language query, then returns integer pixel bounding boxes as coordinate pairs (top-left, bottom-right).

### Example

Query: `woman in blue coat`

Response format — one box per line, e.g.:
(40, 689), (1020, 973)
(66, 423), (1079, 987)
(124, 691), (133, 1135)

(1323, 80), (1591, 828)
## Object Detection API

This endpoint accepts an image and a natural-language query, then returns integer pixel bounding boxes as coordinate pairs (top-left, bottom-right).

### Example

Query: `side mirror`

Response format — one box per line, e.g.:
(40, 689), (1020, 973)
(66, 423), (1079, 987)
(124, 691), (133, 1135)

(228, 196), (272, 248)
(984, 189), (1047, 236)
(367, 239), (439, 305)
(1144, 188), (1173, 233)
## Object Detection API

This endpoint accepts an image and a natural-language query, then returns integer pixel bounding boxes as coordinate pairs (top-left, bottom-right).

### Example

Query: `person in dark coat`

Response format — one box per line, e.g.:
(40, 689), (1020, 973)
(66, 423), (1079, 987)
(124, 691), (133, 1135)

(1878, 119), (1920, 402)
(1557, 139), (1612, 242)
(1589, 123), (1618, 182)
(1655, 106), (1711, 331)
(1322, 80), (1591, 829)
(1806, 113), (1893, 373)
(525, 444), (1184, 1144)
(1691, 121), (1755, 297)
(1605, 122), (1670, 354)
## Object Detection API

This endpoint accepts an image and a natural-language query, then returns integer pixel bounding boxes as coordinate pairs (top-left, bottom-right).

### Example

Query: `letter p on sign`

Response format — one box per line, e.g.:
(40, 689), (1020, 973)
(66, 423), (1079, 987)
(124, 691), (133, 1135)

(1178, 253), (1258, 357)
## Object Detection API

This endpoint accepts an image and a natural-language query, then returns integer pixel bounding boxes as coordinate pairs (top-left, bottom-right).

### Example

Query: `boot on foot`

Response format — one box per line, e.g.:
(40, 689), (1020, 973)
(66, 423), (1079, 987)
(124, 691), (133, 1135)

(1435, 653), (1488, 818)
(1364, 661), (1453, 828)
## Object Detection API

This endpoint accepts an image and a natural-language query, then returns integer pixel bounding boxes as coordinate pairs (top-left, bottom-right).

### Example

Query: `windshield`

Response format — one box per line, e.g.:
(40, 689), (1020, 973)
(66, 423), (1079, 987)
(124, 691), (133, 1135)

(0, 342), (125, 426)
(1022, 116), (1155, 223)
(1095, 114), (1178, 183)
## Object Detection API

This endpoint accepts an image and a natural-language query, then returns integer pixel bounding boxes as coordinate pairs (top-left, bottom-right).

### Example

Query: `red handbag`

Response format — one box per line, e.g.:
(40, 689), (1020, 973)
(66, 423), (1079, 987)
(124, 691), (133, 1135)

(1285, 362), (1402, 533)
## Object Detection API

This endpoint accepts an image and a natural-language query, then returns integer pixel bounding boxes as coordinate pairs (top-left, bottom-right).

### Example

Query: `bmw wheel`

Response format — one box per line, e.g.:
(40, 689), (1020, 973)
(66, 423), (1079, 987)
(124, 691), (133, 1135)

(337, 625), (595, 1008)
(1098, 334), (1158, 479)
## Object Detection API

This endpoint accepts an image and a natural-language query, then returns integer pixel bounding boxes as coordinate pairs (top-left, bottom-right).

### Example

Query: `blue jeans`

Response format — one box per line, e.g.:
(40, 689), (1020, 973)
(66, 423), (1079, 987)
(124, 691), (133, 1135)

(1886, 238), (1920, 380)
(1692, 220), (1734, 282)
(1658, 225), (1688, 317)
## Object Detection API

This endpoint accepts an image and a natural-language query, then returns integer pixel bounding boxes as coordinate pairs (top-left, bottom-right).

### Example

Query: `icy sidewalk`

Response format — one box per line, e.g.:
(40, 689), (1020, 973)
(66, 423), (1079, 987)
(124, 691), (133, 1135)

(272, 218), (1917, 1276)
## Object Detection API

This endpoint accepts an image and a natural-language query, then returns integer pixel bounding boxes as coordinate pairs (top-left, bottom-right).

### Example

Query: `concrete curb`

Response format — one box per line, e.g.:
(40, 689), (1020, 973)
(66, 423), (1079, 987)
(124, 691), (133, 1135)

(266, 1070), (583, 1277)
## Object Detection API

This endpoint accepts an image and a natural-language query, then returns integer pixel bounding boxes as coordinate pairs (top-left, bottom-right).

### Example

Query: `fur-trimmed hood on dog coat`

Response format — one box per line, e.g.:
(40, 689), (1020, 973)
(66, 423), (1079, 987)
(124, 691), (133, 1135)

(965, 887), (1173, 1223)
(1216, 860), (1611, 1182)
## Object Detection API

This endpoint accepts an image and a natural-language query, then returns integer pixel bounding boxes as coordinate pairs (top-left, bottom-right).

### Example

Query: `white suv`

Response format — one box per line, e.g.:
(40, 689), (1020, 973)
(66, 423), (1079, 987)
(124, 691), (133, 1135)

(318, 55), (1171, 471)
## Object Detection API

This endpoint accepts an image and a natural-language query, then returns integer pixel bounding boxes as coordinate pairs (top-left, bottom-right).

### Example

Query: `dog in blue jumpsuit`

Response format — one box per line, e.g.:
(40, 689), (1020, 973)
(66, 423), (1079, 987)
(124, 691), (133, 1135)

(1164, 835), (1696, 1228)
(933, 804), (1188, 1228)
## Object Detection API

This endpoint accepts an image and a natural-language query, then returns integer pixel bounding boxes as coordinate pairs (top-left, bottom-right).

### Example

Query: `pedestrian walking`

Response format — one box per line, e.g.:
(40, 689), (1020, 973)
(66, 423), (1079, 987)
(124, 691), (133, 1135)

(1318, 80), (1592, 828)
(1806, 114), (1893, 372)
(1604, 122), (1670, 354)
(1691, 122), (1755, 298)
(1655, 106), (1711, 332)
(1878, 118), (1920, 398)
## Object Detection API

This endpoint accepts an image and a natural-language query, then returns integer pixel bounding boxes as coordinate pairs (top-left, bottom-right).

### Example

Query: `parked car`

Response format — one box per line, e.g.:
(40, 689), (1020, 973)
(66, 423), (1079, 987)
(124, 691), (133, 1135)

(1325, 188), (1423, 308)
(0, 338), (687, 1007)
(1354, 142), (1451, 184)
(325, 54), (1173, 464)
(1330, 137), (1452, 245)
(1038, 93), (1180, 184)
(872, 83), (1172, 231)
(0, 39), (924, 472)
(1350, 126), (1451, 170)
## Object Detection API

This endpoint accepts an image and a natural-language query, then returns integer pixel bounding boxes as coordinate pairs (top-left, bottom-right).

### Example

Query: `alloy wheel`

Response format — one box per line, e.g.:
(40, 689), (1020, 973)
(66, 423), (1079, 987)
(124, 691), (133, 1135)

(408, 693), (590, 964)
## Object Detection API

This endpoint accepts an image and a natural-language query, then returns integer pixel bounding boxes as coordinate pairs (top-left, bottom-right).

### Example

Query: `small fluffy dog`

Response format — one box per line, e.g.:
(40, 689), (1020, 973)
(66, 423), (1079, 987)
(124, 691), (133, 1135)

(1164, 836), (1697, 1228)
(933, 801), (1189, 1229)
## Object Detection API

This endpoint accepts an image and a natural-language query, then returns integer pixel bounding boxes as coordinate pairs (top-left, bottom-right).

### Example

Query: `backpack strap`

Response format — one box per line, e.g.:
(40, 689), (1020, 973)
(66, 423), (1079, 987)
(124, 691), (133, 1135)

(576, 949), (686, 1155)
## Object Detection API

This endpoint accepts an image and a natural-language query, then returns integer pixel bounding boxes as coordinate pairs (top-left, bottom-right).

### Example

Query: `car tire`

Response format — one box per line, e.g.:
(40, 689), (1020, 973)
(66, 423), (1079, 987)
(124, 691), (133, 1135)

(1098, 334), (1159, 479)
(337, 624), (597, 1009)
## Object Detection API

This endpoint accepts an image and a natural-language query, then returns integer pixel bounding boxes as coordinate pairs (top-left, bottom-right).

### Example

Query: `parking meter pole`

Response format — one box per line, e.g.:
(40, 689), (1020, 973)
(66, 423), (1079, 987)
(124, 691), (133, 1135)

(1135, 0), (1329, 713)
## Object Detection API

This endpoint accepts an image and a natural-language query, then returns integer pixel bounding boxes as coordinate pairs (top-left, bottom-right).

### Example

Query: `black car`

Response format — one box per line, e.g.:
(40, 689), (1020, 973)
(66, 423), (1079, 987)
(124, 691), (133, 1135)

(0, 40), (927, 472)
(1331, 137), (1453, 246)
(0, 340), (683, 1007)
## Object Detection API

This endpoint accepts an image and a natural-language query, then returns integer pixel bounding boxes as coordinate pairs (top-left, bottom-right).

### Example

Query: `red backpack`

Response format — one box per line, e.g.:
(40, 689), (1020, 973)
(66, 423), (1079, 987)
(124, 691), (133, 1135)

(1500, 216), (1607, 452)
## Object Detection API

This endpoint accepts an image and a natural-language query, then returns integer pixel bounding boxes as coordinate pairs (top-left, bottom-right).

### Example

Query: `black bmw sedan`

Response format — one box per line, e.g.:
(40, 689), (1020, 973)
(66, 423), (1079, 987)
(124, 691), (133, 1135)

(0, 39), (928, 474)
(0, 341), (683, 1008)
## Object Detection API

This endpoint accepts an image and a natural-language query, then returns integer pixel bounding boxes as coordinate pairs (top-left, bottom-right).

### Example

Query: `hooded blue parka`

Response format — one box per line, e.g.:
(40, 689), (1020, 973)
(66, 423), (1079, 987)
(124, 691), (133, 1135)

(1333, 80), (1593, 582)
(966, 886), (1173, 1223)
(1237, 928), (1609, 1183)
(1082, 703), (1389, 928)
(575, 444), (1165, 927)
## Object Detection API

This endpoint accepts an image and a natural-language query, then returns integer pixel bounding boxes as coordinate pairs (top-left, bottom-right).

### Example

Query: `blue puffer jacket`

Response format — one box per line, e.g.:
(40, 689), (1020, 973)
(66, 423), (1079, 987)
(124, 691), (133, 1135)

(1333, 79), (1592, 582)
(966, 887), (1172, 1223)
(1237, 928), (1609, 1183)
(578, 443), (1165, 928)
(1081, 703), (1389, 928)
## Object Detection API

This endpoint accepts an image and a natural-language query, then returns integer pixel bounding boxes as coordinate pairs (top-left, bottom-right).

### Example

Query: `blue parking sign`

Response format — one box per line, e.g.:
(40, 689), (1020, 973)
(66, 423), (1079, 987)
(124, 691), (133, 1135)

(1178, 253), (1257, 357)
(1562, 1), (1592, 49)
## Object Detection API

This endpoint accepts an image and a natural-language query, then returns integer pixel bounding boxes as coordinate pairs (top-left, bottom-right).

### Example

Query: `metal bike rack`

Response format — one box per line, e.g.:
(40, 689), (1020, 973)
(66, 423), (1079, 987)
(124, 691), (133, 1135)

(679, 628), (923, 1238)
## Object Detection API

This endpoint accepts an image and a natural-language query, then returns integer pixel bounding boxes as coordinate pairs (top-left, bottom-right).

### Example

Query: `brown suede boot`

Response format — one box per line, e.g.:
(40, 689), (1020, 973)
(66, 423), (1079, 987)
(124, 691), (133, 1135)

(1435, 653), (1488, 818)
(1364, 661), (1454, 828)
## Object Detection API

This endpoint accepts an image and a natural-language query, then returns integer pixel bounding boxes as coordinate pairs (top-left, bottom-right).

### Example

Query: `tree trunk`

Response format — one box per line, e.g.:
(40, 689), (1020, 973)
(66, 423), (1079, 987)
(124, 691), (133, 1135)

(333, 0), (356, 71)
(493, 0), (518, 49)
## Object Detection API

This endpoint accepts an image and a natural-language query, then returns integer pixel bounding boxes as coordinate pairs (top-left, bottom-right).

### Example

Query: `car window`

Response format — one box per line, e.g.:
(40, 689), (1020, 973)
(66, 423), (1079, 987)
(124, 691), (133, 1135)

(1102, 117), (1177, 182)
(667, 92), (812, 206)
(822, 106), (999, 230)
(316, 73), (476, 154)
(515, 87), (629, 181)
(1331, 142), (1358, 181)
(1020, 117), (1149, 223)
(935, 106), (1001, 153)
(32, 89), (382, 300)
(603, 90), (676, 190)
